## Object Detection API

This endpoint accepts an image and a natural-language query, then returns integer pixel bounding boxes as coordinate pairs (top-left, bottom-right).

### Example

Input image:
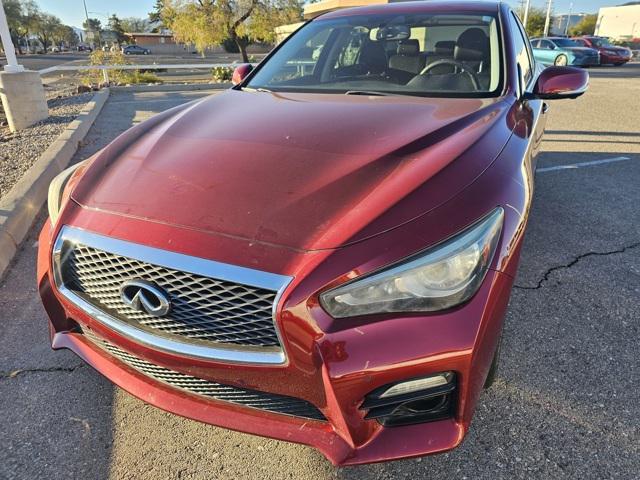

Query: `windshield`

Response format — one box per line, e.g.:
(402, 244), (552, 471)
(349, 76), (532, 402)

(246, 13), (502, 97)
(553, 38), (580, 47)
(591, 37), (613, 47)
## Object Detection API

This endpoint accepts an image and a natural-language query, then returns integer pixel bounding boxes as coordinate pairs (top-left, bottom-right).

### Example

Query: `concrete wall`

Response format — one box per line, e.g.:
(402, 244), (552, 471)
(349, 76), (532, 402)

(595, 5), (640, 40)
(304, 0), (388, 19)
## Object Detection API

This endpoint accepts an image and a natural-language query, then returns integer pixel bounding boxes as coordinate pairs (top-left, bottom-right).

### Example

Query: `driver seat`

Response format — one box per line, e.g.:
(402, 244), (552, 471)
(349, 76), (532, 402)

(409, 28), (490, 92)
(454, 28), (490, 73)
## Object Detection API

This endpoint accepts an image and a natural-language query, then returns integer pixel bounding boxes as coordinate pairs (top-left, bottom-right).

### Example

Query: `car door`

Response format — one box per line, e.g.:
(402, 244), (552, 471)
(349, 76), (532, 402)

(509, 12), (547, 184)
(535, 39), (556, 64)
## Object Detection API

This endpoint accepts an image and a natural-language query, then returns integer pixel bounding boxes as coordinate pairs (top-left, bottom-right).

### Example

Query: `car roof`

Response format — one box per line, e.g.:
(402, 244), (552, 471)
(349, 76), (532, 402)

(320, 0), (501, 20)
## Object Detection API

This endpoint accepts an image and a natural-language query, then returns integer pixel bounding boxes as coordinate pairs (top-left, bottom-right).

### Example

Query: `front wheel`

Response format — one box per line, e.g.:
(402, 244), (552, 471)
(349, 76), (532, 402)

(613, 62), (624, 66)
(554, 54), (568, 66)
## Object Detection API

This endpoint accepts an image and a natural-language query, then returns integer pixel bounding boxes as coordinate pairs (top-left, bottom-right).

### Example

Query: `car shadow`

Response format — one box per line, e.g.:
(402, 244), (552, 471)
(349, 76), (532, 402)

(0, 213), (115, 480)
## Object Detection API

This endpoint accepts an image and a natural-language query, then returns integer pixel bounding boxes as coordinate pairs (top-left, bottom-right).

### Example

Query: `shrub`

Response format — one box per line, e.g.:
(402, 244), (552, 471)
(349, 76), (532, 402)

(82, 50), (162, 85)
(212, 66), (234, 82)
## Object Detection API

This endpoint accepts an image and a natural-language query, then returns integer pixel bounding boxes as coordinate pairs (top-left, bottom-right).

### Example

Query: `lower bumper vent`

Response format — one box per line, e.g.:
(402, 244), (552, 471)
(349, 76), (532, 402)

(83, 330), (326, 422)
(360, 373), (456, 427)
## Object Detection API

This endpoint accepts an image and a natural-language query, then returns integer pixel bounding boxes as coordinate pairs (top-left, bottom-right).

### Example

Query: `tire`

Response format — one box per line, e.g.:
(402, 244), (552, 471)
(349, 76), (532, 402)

(614, 62), (624, 66)
(554, 54), (568, 66)
(484, 335), (502, 389)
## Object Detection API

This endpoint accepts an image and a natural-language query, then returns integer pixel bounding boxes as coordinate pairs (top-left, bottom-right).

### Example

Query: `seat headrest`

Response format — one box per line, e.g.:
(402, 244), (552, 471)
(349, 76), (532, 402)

(360, 41), (388, 73)
(454, 28), (489, 62)
(397, 39), (420, 56)
(434, 40), (455, 55)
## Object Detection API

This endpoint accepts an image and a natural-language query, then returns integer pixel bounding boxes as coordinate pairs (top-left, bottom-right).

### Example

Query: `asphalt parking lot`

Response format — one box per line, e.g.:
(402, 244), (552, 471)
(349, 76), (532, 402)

(1, 63), (639, 480)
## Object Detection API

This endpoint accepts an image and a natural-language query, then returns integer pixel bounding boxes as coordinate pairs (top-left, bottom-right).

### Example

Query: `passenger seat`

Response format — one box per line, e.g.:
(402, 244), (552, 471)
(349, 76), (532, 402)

(389, 39), (426, 76)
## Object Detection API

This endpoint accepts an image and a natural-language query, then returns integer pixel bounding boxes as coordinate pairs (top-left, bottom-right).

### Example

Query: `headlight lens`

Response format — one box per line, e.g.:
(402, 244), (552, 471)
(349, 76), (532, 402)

(47, 161), (87, 225)
(320, 208), (504, 318)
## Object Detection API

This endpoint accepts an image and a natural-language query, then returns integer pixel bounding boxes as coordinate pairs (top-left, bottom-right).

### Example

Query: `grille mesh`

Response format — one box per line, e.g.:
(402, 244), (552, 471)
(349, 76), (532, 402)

(61, 243), (281, 347)
(84, 330), (325, 421)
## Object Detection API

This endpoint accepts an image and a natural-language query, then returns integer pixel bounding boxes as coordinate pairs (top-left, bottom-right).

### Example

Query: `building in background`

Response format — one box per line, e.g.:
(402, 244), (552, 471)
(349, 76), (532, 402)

(276, 0), (390, 42)
(550, 13), (589, 35)
(595, 3), (640, 40)
(124, 32), (184, 53)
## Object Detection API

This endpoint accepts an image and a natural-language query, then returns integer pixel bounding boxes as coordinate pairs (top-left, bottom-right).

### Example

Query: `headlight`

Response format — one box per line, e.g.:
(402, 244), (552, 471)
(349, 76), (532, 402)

(320, 208), (504, 318)
(47, 161), (87, 225)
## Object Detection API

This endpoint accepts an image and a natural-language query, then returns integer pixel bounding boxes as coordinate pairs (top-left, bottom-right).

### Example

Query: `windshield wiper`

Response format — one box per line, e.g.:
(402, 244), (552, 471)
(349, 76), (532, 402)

(345, 90), (395, 96)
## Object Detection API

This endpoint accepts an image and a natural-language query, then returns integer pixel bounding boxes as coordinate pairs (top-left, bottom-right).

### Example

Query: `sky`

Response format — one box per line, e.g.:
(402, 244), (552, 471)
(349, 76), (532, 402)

(35, 0), (626, 29)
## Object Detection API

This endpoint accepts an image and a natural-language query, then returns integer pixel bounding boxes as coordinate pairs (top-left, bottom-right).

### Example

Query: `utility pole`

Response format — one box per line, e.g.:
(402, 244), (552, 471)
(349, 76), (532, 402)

(82, 0), (93, 47)
(543, 0), (553, 37)
(523, 0), (531, 29)
(564, 2), (573, 36)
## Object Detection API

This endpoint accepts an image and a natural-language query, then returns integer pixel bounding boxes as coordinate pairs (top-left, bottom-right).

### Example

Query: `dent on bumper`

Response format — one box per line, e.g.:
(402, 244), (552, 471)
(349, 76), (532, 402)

(37, 221), (515, 465)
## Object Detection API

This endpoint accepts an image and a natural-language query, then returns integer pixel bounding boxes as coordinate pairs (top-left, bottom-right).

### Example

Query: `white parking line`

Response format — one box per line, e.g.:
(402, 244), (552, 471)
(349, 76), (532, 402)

(537, 156), (632, 173)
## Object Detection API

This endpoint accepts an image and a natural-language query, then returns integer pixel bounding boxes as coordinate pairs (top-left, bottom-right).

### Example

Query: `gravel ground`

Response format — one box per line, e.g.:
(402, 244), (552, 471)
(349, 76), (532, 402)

(0, 93), (92, 200)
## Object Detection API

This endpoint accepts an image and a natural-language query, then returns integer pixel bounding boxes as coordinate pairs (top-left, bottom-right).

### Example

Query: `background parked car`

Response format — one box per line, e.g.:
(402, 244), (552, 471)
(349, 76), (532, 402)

(572, 36), (632, 66)
(77, 45), (92, 52)
(122, 45), (151, 55)
(530, 37), (600, 66)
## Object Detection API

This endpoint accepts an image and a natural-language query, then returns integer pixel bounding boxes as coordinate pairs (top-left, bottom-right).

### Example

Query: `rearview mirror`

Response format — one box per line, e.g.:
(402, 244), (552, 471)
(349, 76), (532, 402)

(530, 66), (588, 100)
(376, 25), (410, 41)
(232, 64), (253, 86)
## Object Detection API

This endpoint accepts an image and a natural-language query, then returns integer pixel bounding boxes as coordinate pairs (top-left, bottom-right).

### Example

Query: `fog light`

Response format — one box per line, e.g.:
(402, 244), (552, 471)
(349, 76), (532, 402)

(360, 372), (456, 427)
(379, 372), (453, 398)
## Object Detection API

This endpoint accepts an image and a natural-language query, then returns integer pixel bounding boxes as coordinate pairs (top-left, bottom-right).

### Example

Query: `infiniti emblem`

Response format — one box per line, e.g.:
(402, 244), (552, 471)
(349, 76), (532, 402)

(120, 279), (171, 317)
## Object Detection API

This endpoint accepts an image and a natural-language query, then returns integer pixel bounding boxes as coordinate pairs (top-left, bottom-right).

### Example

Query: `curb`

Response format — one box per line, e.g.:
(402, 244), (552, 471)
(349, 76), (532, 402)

(0, 88), (110, 279)
(110, 82), (231, 93)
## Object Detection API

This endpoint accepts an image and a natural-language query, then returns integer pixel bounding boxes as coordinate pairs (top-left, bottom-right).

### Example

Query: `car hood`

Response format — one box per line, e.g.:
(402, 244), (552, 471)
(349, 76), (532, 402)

(72, 90), (509, 251)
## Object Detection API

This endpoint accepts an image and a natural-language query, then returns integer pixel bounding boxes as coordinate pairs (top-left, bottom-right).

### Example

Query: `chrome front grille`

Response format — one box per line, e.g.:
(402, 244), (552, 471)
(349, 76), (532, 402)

(83, 330), (326, 421)
(53, 227), (291, 364)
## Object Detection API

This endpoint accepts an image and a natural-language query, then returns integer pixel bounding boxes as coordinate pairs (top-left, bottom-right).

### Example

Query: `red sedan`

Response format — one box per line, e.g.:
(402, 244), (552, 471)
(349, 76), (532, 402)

(573, 36), (633, 65)
(38, 1), (588, 465)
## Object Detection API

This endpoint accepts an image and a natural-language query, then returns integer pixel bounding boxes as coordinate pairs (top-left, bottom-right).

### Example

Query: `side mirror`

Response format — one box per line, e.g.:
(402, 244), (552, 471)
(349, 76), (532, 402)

(530, 66), (588, 100)
(232, 64), (253, 86)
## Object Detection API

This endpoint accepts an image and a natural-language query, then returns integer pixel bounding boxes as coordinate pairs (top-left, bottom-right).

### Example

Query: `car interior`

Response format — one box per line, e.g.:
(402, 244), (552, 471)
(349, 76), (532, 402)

(248, 14), (501, 96)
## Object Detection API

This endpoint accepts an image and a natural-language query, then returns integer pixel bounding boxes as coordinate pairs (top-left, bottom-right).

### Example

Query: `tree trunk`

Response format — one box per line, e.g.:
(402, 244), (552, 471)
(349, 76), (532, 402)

(237, 40), (249, 63)
(230, 30), (249, 63)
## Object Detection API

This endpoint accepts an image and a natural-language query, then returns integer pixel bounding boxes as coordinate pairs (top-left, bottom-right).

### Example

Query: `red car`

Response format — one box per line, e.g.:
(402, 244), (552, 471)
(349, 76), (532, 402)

(38, 1), (588, 465)
(573, 36), (632, 65)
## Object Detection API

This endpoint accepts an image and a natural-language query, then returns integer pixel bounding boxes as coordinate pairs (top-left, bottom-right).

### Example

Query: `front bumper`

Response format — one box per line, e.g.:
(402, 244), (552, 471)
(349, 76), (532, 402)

(600, 53), (630, 64)
(572, 55), (600, 66)
(38, 217), (516, 465)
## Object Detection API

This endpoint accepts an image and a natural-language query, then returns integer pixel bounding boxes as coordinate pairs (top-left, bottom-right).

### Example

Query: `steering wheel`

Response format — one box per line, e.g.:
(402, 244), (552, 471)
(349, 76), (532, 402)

(419, 59), (480, 91)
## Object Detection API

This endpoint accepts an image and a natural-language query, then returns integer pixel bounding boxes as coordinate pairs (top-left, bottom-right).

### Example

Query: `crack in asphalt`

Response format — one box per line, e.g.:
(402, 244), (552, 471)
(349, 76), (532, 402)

(514, 241), (640, 290)
(0, 364), (85, 380)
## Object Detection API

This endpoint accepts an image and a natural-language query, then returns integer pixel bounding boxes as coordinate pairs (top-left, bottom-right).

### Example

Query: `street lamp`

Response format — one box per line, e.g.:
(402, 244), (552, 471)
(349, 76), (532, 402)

(0, 0), (24, 72)
(0, 0), (49, 131)
(564, 3), (574, 36)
